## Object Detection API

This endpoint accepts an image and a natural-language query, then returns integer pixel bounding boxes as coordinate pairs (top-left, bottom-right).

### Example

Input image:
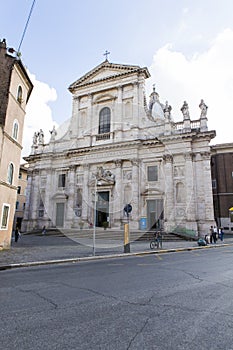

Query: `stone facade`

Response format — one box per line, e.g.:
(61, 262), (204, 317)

(23, 59), (215, 237)
(0, 39), (33, 248)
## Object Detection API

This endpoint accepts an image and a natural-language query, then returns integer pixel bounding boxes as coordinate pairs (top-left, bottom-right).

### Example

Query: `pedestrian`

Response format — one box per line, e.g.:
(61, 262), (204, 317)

(213, 226), (217, 244)
(14, 227), (20, 242)
(42, 226), (46, 235)
(204, 234), (209, 244)
(219, 227), (224, 242)
(156, 230), (162, 249)
(210, 226), (214, 244)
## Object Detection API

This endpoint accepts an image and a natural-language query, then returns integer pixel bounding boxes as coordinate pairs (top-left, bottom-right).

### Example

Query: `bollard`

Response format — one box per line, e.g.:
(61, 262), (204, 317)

(124, 223), (130, 253)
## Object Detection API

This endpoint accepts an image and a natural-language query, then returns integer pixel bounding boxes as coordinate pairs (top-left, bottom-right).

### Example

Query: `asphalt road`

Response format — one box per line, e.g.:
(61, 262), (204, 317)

(1, 246), (233, 350)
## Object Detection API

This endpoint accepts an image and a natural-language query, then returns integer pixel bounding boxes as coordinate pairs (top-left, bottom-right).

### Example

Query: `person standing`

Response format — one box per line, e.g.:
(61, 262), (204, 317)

(219, 227), (224, 242)
(210, 226), (214, 244)
(42, 226), (46, 235)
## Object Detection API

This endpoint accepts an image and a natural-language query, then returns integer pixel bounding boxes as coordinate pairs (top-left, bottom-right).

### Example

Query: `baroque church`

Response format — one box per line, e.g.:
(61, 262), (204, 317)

(23, 58), (216, 237)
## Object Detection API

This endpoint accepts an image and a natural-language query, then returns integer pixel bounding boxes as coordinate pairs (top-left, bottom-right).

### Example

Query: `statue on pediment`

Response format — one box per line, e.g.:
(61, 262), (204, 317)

(163, 101), (172, 120)
(38, 129), (44, 144)
(32, 132), (38, 146)
(181, 101), (190, 120)
(148, 85), (164, 121)
(50, 126), (57, 141)
(199, 99), (208, 118)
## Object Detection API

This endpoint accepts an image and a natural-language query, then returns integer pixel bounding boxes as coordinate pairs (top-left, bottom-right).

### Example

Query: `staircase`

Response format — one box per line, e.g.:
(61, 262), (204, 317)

(27, 228), (195, 242)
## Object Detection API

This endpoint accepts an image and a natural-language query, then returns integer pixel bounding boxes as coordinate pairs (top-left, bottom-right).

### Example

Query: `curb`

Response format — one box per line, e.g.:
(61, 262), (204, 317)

(0, 242), (232, 271)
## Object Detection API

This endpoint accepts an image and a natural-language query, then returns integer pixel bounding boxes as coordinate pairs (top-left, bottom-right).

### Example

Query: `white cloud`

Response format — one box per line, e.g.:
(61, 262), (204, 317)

(147, 28), (233, 145)
(22, 73), (59, 158)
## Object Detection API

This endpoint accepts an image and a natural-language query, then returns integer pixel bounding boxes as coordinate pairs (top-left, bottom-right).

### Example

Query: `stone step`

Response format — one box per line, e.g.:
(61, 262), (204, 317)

(27, 228), (190, 241)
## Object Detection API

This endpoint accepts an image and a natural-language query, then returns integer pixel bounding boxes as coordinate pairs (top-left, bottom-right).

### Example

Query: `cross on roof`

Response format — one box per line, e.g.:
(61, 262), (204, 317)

(103, 50), (110, 61)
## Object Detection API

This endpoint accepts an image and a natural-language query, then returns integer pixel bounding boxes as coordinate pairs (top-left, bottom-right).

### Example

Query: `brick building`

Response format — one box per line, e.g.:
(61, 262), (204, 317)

(211, 143), (233, 232)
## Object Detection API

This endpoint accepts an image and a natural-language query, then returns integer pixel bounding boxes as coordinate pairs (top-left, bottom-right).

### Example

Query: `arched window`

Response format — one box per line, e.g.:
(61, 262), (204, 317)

(17, 85), (23, 104)
(12, 120), (19, 140)
(7, 163), (14, 185)
(99, 107), (110, 134)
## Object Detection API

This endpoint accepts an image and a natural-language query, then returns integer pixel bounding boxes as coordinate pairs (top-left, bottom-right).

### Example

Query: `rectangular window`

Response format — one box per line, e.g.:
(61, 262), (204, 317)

(17, 186), (21, 194)
(212, 179), (217, 189)
(58, 174), (66, 188)
(39, 209), (44, 217)
(16, 201), (19, 210)
(1, 204), (10, 229)
(147, 166), (158, 182)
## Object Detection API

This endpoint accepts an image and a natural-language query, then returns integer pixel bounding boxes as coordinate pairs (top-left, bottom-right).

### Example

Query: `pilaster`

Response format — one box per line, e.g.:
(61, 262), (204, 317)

(131, 158), (140, 227)
(113, 159), (123, 227)
(82, 164), (89, 221)
(163, 154), (174, 231)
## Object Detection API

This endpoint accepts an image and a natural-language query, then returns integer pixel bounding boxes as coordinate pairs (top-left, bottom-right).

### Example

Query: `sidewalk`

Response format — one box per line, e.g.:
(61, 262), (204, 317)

(1, 232), (233, 270)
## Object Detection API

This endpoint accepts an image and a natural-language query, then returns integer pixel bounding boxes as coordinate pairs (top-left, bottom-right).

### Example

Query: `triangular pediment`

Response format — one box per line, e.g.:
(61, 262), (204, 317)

(69, 60), (150, 91)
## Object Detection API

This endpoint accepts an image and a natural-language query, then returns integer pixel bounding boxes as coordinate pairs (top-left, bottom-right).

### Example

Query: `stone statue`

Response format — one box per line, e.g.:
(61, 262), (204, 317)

(199, 99), (208, 118)
(95, 167), (115, 184)
(38, 129), (44, 144)
(163, 101), (172, 120)
(50, 126), (57, 141)
(32, 132), (38, 146)
(181, 101), (190, 119)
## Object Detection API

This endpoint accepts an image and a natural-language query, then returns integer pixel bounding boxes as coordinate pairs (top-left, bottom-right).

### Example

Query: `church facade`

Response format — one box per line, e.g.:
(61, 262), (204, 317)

(23, 59), (216, 237)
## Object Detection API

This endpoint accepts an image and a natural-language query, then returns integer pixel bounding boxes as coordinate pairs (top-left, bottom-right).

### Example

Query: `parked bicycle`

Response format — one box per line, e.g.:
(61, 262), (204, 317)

(150, 231), (162, 249)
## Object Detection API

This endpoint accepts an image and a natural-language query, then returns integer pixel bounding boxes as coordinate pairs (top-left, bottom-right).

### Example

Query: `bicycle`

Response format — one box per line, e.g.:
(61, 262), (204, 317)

(150, 231), (162, 249)
(150, 238), (159, 249)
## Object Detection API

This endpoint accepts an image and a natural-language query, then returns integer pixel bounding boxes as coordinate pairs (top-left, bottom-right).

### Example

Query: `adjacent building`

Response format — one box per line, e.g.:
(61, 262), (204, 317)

(13, 164), (29, 231)
(211, 143), (233, 232)
(23, 59), (216, 237)
(0, 39), (33, 248)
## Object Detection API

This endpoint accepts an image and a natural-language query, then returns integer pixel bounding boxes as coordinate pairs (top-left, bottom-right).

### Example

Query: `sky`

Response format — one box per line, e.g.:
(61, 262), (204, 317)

(1, 0), (233, 157)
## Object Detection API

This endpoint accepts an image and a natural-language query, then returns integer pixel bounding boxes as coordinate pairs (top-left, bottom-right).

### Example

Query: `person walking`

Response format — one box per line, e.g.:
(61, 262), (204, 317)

(42, 226), (46, 235)
(14, 227), (20, 242)
(213, 226), (217, 244)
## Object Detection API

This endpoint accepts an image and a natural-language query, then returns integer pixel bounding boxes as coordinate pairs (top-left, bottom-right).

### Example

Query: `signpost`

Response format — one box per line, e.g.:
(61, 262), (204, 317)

(124, 204), (132, 253)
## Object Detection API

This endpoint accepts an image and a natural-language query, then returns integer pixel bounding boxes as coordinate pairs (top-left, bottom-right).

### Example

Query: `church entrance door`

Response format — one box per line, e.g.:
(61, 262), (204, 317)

(56, 203), (64, 227)
(96, 191), (109, 228)
(147, 199), (164, 230)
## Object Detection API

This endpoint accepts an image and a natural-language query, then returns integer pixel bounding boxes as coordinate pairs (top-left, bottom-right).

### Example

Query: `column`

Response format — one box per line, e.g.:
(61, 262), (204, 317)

(184, 153), (197, 228)
(66, 165), (76, 228)
(113, 159), (122, 227)
(115, 86), (123, 141)
(132, 82), (139, 127)
(163, 155), (174, 232)
(31, 170), (40, 229)
(131, 158), (140, 229)
(202, 151), (215, 226)
(87, 93), (93, 143)
(72, 96), (80, 137)
(21, 173), (32, 231)
(44, 169), (53, 225)
(82, 164), (89, 221)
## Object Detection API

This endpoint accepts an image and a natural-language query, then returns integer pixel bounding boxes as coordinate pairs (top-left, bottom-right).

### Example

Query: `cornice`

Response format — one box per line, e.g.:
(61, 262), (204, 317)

(70, 69), (148, 92)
